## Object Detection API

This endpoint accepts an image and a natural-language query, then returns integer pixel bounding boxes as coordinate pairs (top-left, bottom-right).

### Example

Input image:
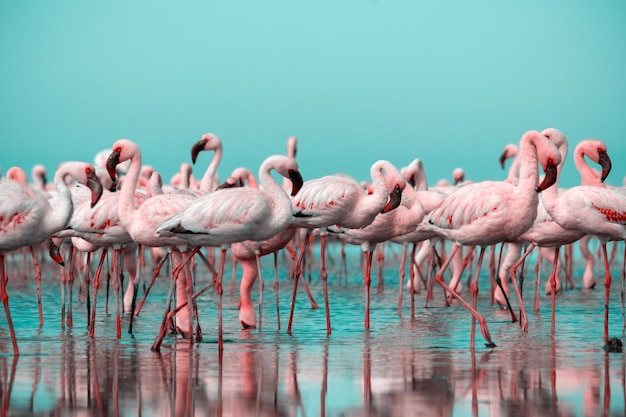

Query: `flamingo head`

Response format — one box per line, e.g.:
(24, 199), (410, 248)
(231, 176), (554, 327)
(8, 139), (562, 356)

(381, 184), (403, 213)
(85, 166), (104, 208)
(48, 239), (64, 266)
(191, 133), (222, 164)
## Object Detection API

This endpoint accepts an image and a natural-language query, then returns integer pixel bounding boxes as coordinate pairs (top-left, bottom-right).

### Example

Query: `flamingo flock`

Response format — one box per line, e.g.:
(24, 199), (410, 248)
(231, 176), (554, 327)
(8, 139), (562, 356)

(1, 128), (625, 356)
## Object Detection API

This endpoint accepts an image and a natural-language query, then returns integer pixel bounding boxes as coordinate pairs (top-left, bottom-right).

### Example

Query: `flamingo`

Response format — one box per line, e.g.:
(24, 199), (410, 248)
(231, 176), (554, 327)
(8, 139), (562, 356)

(287, 160), (406, 336)
(417, 130), (562, 348)
(496, 133), (613, 332)
(329, 178), (425, 329)
(0, 161), (103, 355)
(105, 139), (200, 348)
(538, 137), (626, 351)
(156, 154), (304, 350)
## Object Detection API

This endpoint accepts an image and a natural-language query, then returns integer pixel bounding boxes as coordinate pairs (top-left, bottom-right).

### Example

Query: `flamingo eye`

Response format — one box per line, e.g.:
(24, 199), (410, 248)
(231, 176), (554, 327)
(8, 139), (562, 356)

(86, 167), (92, 174)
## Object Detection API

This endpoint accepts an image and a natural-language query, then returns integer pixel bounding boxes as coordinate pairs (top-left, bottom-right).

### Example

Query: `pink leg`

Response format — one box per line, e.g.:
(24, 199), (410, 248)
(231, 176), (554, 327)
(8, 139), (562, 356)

(364, 249), (374, 330)
(432, 244), (495, 348)
(470, 247), (486, 349)
(508, 243), (536, 332)
(28, 247), (44, 327)
(90, 248), (108, 338)
(0, 254), (19, 355)
(397, 243), (408, 317)
(548, 247), (560, 335)
(602, 244), (611, 345)
(256, 253), (264, 331)
(134, 252), (169, 316)
(216, 247), (227, 352)
(273, 252), (281, 330)
(320, 233), (332, 336)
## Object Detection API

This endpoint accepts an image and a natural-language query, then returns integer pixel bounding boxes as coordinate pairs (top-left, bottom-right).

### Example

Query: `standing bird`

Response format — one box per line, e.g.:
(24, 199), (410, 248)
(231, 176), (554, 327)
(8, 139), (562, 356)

(287, 160), (406, 336)
(417, 130), (562, 348)
(0, 161), (103, 355)
(329, 180), (425, 329)
(539, 138), (626, 351)
(156, 154), (304, 350)
(106, 139), (199, 348)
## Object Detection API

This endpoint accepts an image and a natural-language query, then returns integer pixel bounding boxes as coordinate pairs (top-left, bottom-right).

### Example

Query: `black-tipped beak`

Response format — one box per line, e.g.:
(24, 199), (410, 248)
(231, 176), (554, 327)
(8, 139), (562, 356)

(381, 185), (402, 213)
(289, 170), (304, 196)
(598, 150), (612, 182)
(499, 152), (507, 169)
(536, 160), (558, 192)
(87, 171), (104, 208)
(191, 140), (205, 164)
(48, 239), (64, 266)
(106, 150), (121, 182)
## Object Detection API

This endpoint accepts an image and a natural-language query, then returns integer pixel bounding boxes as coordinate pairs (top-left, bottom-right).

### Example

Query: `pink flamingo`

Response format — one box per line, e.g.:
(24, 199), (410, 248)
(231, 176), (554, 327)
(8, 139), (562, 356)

(105, 139), (200, 348)
(539, 137), (626, 351)
(329, 177), (425, 329)
(497, 132), (612, 333)
(156, 154), (303, 350)
(418, 130), (562, 348)
(287, 160), (406, 336)
(0, 161), (103, 355)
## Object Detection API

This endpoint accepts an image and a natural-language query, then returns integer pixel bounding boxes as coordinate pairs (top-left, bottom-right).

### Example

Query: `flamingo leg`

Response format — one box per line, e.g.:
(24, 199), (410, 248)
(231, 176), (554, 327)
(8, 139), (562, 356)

(601, 243), (612, 346)
(0, 254), (19, 355)
(216, 247), (227, 351)
(152, 252), (179, 352)
(273, 252), (281, 330)
(113, 248), (122, 339)
(287, 229), (311, 336)
(28, 247), (44, 328)
(549, 246), (560, 335)
(364, 248), (374, 330)
(508, 243), (535, 333)
(320, 233), (332, 336)
(470, 247), (486, 349)
(135, 251), (170, 316)
(397, 243), (408, 317)
(67, 245), (77, 328)
(533, 249), (543, 312)
(90, 248), (108, 338)
(256, 252), (264, 331)
(433, 244), (496, 348)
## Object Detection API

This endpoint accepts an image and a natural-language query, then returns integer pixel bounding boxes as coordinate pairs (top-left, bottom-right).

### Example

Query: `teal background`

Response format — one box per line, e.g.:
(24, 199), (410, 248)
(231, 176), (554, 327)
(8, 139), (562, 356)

(1, 0), (625, 188)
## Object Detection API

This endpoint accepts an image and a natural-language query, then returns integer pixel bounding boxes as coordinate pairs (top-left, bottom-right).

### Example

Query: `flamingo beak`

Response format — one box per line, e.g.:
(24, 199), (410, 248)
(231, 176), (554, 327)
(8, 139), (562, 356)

(191, 140), (205, 164)
(216, 178), (239, 190)
(289, 170), (304, 196)
(381, 185), (402, 213)
(87, 170), (104, 208)
(598, 150), (612, 182)
(536, 160), (558, 192)
(499, 152), (507, 169)
(106, 150), (121, 183)
(48, 239), (65, 266)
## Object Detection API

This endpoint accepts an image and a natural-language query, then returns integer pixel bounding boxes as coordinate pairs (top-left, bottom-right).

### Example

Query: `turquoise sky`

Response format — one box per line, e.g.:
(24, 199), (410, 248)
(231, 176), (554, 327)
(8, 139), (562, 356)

(1, 0), (625, 188)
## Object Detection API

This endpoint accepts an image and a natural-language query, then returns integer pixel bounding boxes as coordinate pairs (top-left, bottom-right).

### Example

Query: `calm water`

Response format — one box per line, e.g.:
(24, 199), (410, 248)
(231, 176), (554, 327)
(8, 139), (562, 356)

(1, 242), (625, 417)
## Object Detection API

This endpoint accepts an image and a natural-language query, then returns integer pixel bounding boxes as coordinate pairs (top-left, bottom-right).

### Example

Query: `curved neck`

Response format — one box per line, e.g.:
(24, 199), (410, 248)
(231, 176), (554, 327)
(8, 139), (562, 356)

(258, 163), (291, 220)
(200, 146), (223, 193)
(506, 153), (521, 183)
(47, 168), (75, 234)
(574, 150), (603, 187)
(118, 150), (142, 228)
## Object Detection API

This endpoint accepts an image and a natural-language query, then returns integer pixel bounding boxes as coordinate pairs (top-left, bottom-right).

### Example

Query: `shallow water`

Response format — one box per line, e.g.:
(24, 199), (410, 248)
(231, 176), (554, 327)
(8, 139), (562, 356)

(1, 243), (625, 416)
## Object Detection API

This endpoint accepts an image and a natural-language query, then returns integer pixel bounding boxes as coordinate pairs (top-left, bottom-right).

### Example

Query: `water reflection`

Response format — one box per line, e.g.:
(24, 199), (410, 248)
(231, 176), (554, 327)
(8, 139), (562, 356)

(1, 253), (626, 416)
